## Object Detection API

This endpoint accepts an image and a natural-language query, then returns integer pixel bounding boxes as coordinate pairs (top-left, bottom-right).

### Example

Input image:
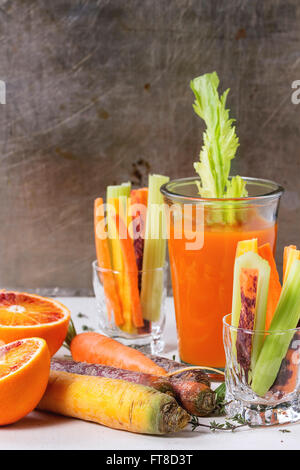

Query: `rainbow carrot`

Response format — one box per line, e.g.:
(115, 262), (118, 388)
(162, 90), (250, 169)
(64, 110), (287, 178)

(94, 198), (123, 326)
(38, 370), (189, 435)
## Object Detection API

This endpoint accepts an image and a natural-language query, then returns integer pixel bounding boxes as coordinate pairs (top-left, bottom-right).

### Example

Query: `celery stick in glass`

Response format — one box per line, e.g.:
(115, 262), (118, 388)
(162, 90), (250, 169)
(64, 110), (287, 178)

(141, 174), (169, 322)
(251, 259), (300, 397)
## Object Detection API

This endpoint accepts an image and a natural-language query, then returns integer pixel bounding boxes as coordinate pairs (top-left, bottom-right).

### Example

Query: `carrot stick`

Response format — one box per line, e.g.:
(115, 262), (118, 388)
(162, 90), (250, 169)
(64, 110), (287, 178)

(109, 196), (136, 334)
(130, 188), (148, 272)
(113, 212), (144, 328)
(283, 245), (296, 282)
(236, 268), (259, 375)
(258, 243), (282, 330)
(130, 188), (151, 334)
(271, 330), (300, 396)
(94, 198), (123, 326)
(70, 332), (167, 376)
(283, 245), (300, 284)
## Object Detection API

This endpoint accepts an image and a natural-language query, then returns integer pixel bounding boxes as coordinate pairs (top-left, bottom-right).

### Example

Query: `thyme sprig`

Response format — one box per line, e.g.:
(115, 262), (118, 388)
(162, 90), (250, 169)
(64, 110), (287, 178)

(189, 413), (248, 432)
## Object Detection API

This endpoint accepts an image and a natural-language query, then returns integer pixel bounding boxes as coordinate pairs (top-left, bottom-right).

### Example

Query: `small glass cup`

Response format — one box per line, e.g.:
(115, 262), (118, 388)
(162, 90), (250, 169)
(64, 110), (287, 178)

(92, 260), (167, 354)
(223, 314), (300, 426)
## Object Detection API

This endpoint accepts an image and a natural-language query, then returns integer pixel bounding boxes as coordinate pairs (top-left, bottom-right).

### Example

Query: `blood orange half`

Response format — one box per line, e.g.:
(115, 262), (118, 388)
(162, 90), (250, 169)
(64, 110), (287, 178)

(0, 338), (50, 425)
(0, 291), (71, 356)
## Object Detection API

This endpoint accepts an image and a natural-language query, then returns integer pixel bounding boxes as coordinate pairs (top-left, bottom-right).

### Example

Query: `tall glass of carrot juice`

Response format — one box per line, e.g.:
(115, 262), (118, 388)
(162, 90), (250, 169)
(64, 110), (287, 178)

(161, 176), (283, 368)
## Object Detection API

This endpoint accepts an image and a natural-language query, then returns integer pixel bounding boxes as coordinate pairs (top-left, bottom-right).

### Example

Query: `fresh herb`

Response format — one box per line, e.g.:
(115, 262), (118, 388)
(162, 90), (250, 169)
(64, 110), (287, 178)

(213, 382), (228, 415)
(63, 317), (77, 350)
(77, 312), (88, 319)
(82, 325), (95, 332)
(172, 354), (176, 361)
(189, 413), (248, 432)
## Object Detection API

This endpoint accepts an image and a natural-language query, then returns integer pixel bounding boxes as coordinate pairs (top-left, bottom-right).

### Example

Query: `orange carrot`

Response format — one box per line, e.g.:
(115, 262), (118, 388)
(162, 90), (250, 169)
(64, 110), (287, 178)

(70, 332), (167, 376)
(131, 188), (148, 209)
(114, 213), (144, 328)
(258, 243), (282, 330)
(94, 198), (123, 326)
(283, 245), (296, 282)
(130, 188), (148, 262)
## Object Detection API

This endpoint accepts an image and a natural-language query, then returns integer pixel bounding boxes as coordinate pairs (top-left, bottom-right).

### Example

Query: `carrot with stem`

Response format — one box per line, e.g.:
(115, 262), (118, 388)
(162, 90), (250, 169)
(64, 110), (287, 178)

(94, 198), (123, 326)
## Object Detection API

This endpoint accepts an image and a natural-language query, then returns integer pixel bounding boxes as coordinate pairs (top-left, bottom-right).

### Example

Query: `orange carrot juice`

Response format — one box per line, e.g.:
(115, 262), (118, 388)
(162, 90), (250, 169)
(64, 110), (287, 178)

(168, 215), (277, 368)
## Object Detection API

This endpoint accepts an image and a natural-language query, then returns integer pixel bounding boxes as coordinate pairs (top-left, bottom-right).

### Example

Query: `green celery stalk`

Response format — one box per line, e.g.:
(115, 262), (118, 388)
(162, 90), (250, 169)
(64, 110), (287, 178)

(251, 259), (300, 397)
(140, 174), (170, 322)
(106, 183), (131, 245)
(190, 72), (247, 224)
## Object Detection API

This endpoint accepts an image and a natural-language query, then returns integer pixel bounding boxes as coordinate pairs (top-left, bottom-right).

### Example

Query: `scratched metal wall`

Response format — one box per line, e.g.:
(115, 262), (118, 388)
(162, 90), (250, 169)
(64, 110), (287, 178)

(0, 0), (299, 294)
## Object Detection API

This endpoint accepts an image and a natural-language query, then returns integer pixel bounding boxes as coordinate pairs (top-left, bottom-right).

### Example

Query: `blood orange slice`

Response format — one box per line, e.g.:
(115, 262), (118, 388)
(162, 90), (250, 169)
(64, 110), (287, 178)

(0, 291), (71, 356)
(0, 338), (50, 425)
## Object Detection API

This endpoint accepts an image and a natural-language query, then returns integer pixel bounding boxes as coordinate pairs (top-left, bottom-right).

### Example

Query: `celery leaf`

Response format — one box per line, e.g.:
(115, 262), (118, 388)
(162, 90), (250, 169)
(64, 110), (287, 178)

(191, 72), (247, 199)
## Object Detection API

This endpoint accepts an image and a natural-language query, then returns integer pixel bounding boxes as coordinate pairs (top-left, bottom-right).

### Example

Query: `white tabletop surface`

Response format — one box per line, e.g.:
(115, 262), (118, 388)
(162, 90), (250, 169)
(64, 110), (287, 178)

(1, 296), (300, 450)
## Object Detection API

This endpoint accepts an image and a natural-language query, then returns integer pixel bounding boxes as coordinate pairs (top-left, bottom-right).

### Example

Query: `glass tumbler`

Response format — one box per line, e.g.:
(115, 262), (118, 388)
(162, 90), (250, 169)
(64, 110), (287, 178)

(223, 314), (300, 426)
(161, 176), (283, 368)
(92, 260), (167, 353)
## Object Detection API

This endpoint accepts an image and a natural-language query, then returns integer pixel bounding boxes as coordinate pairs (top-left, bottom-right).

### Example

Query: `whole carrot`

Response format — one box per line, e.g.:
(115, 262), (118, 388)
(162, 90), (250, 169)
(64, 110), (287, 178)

(147, 354), (210, 384)
(147, 354), (216, 416)
(38, 370), (189, 435)
(51, 357), (175, 396)
(70, 332), (167, 376)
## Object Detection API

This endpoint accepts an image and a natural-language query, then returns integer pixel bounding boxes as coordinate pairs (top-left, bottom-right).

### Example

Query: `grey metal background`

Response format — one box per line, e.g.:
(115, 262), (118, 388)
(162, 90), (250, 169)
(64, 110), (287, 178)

(0, 0), (299, 294)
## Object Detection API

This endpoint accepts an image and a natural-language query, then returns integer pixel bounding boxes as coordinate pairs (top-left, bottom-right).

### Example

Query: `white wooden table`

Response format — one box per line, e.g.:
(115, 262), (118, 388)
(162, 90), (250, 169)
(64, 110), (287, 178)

(1, 297), (299, 450)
